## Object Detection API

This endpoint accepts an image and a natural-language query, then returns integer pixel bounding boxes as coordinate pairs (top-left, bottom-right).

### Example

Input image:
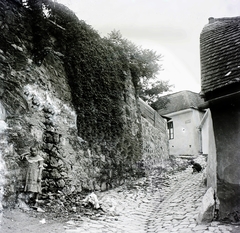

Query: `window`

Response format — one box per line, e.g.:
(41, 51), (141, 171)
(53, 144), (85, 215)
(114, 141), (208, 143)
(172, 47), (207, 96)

(167, 121), (174, 139)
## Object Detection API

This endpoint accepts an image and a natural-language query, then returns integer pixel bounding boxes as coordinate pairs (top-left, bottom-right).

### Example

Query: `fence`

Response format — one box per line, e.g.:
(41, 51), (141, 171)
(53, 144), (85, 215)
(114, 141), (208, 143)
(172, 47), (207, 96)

(139, 98), (166, 130)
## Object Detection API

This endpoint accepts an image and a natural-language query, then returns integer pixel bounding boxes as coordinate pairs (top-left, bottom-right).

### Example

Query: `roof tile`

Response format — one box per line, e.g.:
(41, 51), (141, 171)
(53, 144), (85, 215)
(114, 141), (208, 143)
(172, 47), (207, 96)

(200, 17), (240, 99)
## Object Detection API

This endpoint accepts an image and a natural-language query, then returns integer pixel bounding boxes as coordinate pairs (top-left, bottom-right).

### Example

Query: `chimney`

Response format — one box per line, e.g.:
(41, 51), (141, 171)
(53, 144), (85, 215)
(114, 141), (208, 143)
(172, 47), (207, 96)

(208, 17), (215, 24)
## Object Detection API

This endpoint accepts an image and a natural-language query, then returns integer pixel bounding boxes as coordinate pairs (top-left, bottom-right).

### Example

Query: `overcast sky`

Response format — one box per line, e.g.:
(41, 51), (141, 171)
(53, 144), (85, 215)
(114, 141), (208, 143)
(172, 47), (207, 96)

(56, 0), (239, 94)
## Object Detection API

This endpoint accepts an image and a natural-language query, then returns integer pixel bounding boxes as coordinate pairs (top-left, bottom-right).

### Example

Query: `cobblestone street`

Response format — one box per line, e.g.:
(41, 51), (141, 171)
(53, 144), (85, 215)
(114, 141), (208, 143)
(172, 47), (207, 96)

(64, 165), (239, 233)
(2, 162), (240, 233)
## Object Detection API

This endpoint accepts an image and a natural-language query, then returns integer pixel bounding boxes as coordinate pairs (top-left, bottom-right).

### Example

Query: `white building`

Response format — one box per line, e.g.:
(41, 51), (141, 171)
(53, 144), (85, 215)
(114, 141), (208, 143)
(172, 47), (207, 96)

(158, 90), (205, 157)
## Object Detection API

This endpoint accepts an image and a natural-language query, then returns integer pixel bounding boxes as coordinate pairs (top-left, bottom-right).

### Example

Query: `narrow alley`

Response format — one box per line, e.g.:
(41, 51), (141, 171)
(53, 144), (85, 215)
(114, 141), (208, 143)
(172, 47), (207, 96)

(2, 157), (239, 233)
(63, 163), (238, 233)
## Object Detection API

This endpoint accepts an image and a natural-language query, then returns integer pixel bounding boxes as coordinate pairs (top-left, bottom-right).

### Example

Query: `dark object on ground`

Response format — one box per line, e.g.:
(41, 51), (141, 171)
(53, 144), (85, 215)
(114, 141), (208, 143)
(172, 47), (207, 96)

(190, 160), (202, 173)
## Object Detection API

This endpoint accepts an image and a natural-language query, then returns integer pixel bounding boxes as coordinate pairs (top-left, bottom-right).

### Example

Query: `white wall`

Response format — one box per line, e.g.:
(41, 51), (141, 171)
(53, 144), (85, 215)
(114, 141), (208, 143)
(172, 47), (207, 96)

(201, 110), (210, 155)
(166, 108), (203, 156)
(199, 109), (217, 190)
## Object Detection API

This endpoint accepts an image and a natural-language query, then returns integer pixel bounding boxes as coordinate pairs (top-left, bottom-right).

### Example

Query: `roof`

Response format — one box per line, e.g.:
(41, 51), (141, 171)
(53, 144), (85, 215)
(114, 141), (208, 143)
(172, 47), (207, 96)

(157, 90), (204, 115)
(200, 17), (240, 100)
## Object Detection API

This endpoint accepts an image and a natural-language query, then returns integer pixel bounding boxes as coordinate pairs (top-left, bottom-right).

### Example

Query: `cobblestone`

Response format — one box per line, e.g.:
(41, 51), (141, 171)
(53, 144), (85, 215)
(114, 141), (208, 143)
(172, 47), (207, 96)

(64, 166), (239, 233)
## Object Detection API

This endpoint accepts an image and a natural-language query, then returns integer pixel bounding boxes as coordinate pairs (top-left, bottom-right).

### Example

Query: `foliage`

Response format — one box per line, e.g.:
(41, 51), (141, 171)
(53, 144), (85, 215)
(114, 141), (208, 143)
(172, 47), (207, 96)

(26, 1), (172, 110)
(45, 2), (130, 142)
(106, 30), (160, 87)
(141, 80), (173, 110)
(25, 1), (172, 111)
(150, 95), (170, 111)
(106, 30), (173, 110)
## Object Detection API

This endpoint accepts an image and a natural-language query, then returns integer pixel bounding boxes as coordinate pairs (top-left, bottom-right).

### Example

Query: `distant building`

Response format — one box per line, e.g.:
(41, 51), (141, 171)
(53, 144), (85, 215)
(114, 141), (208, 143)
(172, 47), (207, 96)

(157, 90), (204, 157)
(200, 16), (240, 220)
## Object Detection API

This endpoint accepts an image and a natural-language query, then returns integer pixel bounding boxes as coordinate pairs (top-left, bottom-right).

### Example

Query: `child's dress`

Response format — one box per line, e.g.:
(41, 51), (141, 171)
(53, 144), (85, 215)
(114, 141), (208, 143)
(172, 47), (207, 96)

(24, 155), (43, 193)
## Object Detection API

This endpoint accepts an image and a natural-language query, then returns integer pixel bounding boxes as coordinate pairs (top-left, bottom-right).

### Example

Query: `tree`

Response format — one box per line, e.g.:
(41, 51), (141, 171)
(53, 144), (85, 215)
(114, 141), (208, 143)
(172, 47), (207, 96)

(140, 79), (172, 107)
(106, 30), (173, 110)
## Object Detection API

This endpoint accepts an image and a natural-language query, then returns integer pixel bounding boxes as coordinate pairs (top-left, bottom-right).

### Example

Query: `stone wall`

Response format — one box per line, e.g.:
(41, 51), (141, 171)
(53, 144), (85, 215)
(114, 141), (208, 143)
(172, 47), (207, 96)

(139, 99), (169, 171)
(0, 0), (168, 208)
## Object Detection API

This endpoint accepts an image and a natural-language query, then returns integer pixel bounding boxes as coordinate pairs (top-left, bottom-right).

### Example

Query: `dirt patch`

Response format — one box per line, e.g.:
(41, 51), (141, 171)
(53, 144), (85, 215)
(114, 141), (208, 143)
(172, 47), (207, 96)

(1, 208), (65, 233)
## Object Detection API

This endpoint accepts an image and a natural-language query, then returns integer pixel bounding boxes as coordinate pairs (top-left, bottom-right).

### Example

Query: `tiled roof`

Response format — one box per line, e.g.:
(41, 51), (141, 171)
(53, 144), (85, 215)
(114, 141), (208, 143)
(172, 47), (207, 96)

(157, 90), (204, 115)
(200, 17), (240, 100)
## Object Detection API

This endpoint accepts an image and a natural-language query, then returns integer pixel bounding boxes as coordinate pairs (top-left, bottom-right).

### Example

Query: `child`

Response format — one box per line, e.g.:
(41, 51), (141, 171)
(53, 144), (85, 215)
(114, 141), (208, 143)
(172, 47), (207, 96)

(22, 147), (44, 207)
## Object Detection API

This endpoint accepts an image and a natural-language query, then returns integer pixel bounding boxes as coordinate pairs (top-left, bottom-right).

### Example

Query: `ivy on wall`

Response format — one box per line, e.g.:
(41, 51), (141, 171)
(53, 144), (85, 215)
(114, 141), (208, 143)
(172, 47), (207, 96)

(1, 0), (143, 196)
(46, 2), (134, 143)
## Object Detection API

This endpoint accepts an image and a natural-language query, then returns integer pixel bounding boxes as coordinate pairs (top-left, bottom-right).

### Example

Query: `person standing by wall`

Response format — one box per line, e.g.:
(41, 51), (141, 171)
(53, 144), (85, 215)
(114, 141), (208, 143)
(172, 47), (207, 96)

(21, 146), (44, 207)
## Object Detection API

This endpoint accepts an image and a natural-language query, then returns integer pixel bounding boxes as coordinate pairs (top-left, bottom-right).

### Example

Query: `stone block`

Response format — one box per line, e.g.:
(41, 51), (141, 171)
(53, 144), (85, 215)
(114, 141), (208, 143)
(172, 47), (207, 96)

(196, 187), (215, 223)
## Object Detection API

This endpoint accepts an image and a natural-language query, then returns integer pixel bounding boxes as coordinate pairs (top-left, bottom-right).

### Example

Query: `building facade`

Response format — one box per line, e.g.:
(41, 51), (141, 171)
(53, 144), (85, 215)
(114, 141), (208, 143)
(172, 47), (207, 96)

(158, 91), (204, 157)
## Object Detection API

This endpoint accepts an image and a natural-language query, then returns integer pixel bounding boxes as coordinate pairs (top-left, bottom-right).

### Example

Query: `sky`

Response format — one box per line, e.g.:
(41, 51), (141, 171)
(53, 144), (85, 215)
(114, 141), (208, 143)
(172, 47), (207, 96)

(56, 0), (239, 94)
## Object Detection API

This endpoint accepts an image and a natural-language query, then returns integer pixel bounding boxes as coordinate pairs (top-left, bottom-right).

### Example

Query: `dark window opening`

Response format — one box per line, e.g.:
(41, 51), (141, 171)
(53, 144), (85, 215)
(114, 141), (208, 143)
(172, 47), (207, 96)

(167, 121), (174, 140)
